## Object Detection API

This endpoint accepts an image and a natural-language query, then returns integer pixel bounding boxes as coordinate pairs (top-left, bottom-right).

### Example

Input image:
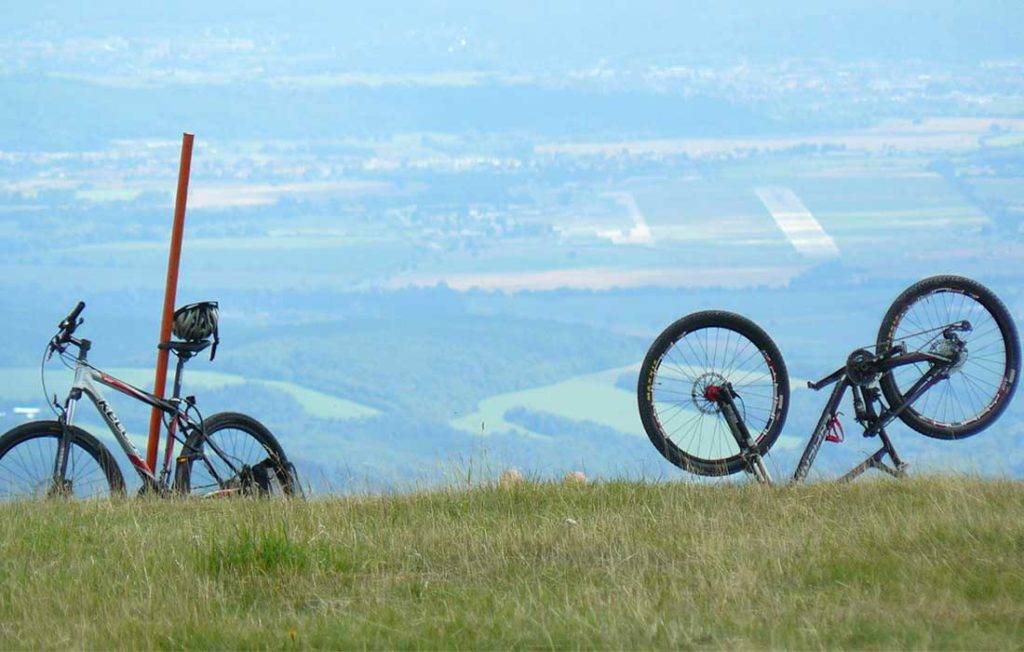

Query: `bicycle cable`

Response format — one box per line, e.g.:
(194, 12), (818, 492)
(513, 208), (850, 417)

(39, 341), (60, 418)
(846, 321), (963, 357)
(734, 392), (748, 423)
(40, 334), (102, 418)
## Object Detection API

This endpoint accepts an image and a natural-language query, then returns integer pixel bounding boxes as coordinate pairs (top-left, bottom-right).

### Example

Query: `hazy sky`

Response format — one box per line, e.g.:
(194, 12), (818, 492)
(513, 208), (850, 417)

(5, 1), (1023, 66)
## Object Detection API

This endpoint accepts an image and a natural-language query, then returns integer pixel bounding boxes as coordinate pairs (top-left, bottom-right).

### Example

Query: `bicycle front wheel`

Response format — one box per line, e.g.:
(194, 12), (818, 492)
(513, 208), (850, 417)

(877, 275), (1020, 439)
(0, 421), (125, 499)
(174, 412), (299, 496)
(638, 310), (789, 476)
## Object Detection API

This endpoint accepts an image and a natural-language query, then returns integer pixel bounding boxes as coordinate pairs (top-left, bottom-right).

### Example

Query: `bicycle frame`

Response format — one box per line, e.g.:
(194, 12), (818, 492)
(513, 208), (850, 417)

(55, 339), (201, 492)
(790, 349), (951, 483)
(714, 347), (956, 484)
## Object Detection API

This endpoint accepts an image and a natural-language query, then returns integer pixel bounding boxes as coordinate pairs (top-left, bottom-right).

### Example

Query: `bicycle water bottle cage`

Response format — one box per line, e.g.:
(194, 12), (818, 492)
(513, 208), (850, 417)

(825, 413), (845, 443)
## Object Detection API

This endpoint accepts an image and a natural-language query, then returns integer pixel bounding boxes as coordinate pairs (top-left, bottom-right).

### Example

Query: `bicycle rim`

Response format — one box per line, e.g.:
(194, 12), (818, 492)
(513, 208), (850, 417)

(883, 287), (1014, 431)
(647, 317), (785, 469)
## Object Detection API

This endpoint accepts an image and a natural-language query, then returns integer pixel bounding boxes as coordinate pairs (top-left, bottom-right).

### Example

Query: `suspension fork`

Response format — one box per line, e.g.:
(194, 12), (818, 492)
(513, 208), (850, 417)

(50, 351), (90, 493)
(715, 383), (772, 484)
(49, 389), (81, 493)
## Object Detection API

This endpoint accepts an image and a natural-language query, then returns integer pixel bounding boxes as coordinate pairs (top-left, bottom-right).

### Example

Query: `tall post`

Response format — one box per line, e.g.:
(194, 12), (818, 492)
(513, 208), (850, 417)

(146, 132), (194, 472)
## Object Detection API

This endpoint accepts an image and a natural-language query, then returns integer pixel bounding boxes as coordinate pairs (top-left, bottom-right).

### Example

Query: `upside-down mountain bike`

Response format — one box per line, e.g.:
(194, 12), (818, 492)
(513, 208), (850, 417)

(638, 275), (1020, 483)
(0, 301), (301, 498)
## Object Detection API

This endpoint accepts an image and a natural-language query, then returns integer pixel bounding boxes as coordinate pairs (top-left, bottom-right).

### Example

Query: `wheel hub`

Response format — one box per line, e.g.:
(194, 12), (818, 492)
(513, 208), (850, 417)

(932, 338), (967, 373)
(692, 372), (727, 414)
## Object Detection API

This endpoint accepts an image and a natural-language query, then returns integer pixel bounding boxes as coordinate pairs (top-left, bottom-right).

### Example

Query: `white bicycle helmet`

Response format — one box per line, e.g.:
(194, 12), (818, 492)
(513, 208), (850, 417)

(173, 301), (219, 342)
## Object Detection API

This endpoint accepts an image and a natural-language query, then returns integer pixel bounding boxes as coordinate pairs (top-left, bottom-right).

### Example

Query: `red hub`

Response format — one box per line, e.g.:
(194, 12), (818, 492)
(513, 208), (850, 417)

(703, 385), (724, 402)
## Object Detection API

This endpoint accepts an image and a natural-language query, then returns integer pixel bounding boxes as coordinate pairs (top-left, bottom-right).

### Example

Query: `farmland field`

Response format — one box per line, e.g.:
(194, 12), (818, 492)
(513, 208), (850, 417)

(451, 366), (644, 437)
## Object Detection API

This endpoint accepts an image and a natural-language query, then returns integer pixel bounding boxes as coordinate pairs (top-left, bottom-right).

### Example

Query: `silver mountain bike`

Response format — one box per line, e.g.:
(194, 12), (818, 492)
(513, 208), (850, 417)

(0, 301), (300, 499)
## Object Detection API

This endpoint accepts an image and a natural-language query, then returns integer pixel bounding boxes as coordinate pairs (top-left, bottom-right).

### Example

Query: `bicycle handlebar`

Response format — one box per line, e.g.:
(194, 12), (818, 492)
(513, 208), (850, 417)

(60, 301), (85, 330)
(807, 366), (845, 391)
(52, 301), (86, 348)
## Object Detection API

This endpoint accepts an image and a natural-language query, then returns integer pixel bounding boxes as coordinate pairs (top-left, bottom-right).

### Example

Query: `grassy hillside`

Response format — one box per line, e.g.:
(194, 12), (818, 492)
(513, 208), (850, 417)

(0, 478), (1021, 649)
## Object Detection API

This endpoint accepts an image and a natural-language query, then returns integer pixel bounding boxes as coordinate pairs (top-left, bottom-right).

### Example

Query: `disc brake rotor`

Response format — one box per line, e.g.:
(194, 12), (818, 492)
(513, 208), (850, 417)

(691, 372), (727, 415)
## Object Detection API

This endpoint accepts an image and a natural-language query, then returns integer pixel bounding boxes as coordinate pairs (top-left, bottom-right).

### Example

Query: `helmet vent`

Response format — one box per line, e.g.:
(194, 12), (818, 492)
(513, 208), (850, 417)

(172, 301), (219, 342)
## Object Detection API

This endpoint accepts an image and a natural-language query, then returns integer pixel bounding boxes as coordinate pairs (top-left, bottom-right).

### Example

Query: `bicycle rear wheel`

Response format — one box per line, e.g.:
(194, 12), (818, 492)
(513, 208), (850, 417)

(638, 311), (789, 476)
(0, 421), (125, 499)
(877, 275), (1020, 439)
(174, 412), (299, 496)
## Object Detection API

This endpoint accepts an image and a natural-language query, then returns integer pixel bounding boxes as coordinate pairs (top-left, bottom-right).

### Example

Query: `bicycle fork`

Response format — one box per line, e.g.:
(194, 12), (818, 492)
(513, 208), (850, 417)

(49, 393), (78, 496)
(712, 383), (773, 485)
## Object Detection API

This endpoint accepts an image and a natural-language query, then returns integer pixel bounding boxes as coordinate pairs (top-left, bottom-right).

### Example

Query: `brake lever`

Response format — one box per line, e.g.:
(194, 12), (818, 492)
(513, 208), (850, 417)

(46, 337), (61, 361)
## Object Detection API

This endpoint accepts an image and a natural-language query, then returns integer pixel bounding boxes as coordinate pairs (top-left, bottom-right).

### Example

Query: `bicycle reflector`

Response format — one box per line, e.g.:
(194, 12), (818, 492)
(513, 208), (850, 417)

(172, 301), (219, 342)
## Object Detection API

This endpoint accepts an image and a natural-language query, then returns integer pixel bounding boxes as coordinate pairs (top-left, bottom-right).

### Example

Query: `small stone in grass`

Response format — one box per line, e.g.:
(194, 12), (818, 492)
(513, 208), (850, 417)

(499, 469), (524, 486)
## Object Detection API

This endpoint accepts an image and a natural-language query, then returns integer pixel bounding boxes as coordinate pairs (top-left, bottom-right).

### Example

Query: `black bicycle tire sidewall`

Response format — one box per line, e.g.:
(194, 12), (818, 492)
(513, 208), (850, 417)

(638, 310), (790, 476)
(877, 275), (1021, 440)
(0, 420), (125, 496)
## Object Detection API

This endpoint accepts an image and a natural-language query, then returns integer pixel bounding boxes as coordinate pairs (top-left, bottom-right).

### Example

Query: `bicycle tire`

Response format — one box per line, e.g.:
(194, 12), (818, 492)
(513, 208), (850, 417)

(174, 412), (298, 496)
(877, 275), (1020, 439)
(0, 421), (125, 499)
(638, 310), (789, 476)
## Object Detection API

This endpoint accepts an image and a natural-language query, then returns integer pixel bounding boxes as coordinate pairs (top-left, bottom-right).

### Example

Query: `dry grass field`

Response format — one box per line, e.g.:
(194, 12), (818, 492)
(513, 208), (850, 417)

(0, 477), (1021, 649)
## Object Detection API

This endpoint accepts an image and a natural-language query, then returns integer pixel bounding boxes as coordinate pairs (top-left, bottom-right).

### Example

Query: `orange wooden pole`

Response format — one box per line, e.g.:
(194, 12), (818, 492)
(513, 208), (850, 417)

(146, 132), (194, 471)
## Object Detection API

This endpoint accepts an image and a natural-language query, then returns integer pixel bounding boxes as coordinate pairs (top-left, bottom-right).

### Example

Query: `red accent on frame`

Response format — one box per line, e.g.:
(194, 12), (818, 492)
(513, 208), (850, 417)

(147, 133), (194, 471)
(100, 373), (140, 398)
(127, 453), (152, 474)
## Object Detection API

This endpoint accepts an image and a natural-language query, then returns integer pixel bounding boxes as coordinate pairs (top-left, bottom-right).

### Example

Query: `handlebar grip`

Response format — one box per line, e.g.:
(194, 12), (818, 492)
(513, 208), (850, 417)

(68, 301), (85, 323)
(59, 301), (85, 332)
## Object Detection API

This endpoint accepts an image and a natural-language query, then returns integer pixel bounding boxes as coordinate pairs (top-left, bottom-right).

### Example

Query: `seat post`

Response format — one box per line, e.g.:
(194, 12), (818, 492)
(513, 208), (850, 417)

(157, 340), (210, 402)
(171, 352), (189, 401)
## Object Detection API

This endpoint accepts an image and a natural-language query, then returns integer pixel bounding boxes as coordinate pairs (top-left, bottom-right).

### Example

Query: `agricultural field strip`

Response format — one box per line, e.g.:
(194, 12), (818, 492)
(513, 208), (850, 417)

(535, 117), (1024, 157)
(453, 364), (807, 449)
(755, 186), (840, 259)
(597, 192), (653, 244)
